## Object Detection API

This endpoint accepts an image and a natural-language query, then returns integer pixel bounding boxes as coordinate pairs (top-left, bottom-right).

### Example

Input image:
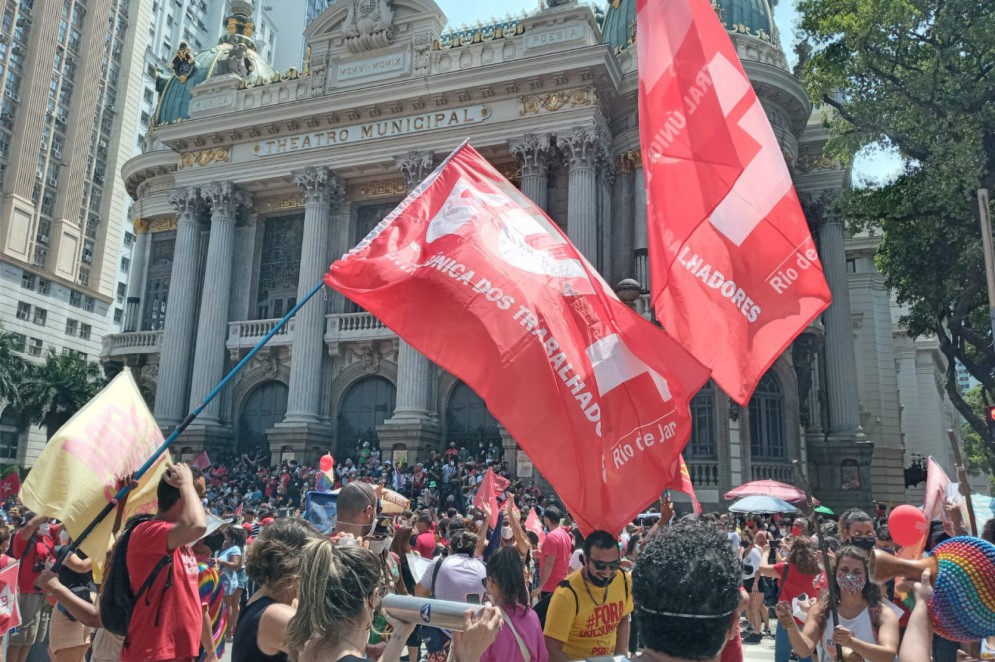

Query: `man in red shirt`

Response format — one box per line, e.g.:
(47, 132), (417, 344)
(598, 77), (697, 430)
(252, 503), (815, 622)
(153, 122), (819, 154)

(536, 505), (572, 600)
(8, 514), (55, 662)
(414, 511), (437, 559)
(121, 463), (207, 662)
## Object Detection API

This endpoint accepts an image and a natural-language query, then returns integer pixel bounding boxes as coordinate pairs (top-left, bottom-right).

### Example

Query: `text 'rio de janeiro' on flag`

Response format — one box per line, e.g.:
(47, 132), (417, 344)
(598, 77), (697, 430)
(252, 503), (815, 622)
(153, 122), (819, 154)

(324, 142), (709, 536)
(636, 0), (831, 405)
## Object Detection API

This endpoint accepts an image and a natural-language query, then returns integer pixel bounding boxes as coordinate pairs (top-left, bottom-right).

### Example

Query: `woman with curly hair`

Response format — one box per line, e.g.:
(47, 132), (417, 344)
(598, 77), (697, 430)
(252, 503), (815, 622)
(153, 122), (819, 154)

(775, 546), (899, 662)
(232, 518), (320, 662)
(758, 536), (822, 662)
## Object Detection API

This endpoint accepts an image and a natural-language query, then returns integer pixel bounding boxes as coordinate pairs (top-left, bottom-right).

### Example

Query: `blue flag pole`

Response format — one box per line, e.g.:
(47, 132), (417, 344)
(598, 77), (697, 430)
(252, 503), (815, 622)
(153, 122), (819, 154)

(61, 280), (326, 558)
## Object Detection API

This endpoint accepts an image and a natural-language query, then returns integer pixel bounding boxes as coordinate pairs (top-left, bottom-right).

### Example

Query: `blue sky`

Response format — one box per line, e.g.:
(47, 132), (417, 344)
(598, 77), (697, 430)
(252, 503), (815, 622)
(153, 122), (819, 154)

(434, 0), (903, 184)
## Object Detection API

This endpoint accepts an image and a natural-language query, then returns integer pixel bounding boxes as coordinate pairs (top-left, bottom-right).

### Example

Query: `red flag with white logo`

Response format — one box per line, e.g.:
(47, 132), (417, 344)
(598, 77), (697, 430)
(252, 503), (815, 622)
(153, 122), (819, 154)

(325, 143), (709, 535)
(0, 562), (21, 635)
(636, 0), (831, 404)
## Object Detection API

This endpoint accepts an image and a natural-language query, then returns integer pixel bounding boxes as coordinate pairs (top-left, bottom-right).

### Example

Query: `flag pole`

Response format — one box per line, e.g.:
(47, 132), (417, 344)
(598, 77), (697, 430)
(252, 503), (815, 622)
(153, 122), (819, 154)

(57, 280), (326, 563)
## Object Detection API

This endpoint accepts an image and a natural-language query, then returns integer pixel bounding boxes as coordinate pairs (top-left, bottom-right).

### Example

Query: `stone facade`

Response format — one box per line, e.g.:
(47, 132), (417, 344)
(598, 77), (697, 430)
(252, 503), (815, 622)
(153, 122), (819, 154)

(101, 0), (978, 509)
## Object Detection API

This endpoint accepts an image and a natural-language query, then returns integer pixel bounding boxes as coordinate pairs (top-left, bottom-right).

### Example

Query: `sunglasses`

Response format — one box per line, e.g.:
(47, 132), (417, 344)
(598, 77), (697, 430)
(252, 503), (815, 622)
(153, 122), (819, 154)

(588, 559), (621, 572)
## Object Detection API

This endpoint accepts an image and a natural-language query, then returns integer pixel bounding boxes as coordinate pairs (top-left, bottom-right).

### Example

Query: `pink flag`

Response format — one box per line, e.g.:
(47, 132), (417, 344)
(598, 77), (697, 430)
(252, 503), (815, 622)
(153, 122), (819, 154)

(0, 562), (21, 635)
(899, 456), (951, 559)
(525, 508), (546, 547)
(493, 473), (510, 496)
(234, 502), (243, 518)
(474, 469), (500, 529)
(190, 451), (211, 471)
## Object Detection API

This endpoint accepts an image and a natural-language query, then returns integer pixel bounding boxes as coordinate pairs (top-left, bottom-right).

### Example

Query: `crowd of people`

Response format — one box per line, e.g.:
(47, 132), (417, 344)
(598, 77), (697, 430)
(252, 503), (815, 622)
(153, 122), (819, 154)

(2, 456), (994, 662)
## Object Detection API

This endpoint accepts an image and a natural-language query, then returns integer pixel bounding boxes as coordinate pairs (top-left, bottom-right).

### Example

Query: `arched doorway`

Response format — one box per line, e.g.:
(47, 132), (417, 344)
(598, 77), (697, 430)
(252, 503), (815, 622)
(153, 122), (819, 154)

(238, 381), (288, 455)
(336, 376), (396, 462)
(446, 382), (502, 459)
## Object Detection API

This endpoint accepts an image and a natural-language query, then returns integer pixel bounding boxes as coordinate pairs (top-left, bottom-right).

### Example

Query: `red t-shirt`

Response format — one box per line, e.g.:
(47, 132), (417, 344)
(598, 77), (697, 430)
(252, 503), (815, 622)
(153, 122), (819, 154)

(772, 562), (819, 604)
(121, 520), (201, 662)
(415, 531), (436, 559)
(11, 533), (54, 594)
(540, 527), (573, 592)
(720, 627), (743, 662)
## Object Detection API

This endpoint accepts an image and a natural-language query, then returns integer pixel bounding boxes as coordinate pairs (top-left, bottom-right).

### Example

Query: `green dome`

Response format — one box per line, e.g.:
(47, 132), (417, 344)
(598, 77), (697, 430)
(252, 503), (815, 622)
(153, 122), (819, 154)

(601, 0), (777, 52)
(152, 40), (280, 127)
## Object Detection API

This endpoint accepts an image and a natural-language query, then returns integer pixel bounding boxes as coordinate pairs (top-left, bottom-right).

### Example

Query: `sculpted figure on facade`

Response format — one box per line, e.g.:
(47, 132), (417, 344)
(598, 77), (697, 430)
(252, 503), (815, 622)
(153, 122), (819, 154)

(342, 0), (395, 53)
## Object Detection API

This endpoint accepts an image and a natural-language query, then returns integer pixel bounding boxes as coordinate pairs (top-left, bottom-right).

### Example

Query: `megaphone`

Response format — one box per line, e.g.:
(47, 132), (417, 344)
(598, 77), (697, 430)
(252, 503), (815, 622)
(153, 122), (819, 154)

(382, 595), (484, 632)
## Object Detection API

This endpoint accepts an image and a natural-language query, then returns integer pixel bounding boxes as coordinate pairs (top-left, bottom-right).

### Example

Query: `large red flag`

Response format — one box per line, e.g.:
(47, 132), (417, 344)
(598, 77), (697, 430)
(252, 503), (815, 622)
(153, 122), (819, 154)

(325, 143), (709, 535)
(636, 0), (831, 404)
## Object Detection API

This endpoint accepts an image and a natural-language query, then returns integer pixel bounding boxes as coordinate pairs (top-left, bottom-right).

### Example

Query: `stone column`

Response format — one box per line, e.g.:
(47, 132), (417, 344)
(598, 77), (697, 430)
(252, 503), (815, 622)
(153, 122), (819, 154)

(597, 158), (615, 276)
(509, 133), (552, 212)
(285, 167), (343, 424)
(123, 229), (151, 332)
(153, 188), (204, 428)
(187, 182), (250, 427)
(378, 151), (442, 457)
(820, 217), (862, 439)
(558, 125), (606, 264)
(611, 153), (635, 286)
(632, 151), (649, 291)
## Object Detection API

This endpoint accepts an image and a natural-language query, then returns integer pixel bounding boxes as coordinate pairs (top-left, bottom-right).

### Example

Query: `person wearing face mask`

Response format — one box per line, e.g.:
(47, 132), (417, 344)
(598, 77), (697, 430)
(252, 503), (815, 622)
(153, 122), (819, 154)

(543, 530), (632, 662)
(757, 536), (821, 662)
(775, 546), (899, 662)
(480, 547), (548, 662)
(840, 510), (877, 550)
(333, 481), (381, 540)
(9, 513), (56, 662)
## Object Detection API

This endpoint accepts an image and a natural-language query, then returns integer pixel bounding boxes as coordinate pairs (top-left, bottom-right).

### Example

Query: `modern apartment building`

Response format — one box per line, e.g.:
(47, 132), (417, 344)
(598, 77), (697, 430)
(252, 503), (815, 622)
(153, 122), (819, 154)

(0, 0), (153, 465)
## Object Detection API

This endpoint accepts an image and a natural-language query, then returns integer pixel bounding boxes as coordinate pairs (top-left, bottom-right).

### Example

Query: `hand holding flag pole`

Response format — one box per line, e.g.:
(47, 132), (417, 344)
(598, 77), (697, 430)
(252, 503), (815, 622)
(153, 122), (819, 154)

(54, 280), (326, 568)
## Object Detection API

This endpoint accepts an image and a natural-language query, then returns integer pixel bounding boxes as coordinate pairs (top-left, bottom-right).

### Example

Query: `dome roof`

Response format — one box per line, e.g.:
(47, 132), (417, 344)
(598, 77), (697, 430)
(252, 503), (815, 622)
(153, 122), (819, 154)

(602, 0), (777, 52)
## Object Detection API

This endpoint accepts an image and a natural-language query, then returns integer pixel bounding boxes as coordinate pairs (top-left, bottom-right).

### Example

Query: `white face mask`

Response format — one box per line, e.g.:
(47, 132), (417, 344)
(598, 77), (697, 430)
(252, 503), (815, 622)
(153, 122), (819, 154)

(369, 536), (393, 556)
(502, 527), (513, 541)
(38, 523), (51, 537)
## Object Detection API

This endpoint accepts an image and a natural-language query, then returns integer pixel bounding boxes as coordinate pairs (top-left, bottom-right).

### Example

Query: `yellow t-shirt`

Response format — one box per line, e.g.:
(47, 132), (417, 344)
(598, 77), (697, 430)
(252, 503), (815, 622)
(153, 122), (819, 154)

(543, 568), (633, 660)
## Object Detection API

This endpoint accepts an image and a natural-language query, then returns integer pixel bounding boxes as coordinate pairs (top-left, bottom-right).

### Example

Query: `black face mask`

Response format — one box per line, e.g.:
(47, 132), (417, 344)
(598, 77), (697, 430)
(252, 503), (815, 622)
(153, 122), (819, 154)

(851, 537), (877, 551)
(587, 572), (615, 588)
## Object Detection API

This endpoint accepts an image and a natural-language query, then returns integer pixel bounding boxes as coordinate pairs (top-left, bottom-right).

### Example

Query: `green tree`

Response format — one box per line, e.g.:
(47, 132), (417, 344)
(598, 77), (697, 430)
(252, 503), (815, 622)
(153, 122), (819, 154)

(797, 0), (995, 463)
(0, 325), (28, 409)
(960, 386), (995, 490)
(19, 350), (106, 438)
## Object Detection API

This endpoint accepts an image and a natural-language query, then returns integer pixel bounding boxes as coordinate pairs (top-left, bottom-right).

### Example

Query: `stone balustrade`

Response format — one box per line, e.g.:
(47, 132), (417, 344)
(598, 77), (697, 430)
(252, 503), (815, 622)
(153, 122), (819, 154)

(103, 331), (163, 357)
(226, 318), (296, 354)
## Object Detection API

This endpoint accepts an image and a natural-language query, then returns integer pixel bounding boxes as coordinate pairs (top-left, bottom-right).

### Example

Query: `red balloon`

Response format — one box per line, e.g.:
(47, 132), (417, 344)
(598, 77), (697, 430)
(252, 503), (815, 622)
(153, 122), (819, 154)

(888, 504), (928, 547)
(320, 454), (335, 473)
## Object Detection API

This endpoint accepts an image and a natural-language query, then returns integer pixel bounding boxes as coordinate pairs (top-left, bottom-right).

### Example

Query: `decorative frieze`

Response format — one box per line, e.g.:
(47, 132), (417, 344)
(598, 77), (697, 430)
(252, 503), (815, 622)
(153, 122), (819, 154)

(519, 87), (592, 115)
(178, 147), (231, 169)
(133, 217), (178, 234)
(346, 179), (408, 201)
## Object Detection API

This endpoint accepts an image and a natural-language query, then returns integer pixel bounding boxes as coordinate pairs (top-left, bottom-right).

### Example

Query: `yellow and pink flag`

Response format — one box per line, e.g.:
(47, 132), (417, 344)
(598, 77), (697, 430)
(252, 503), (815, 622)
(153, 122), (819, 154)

(19, 369), (171, 582)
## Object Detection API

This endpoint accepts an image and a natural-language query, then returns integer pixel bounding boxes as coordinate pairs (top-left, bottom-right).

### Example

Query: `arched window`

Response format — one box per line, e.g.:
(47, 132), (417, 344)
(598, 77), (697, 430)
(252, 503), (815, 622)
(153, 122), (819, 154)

(337, 377), (396, 461)
(0, 408), (20, 461)
(446, 382), (501, 453)
(238, 381), (288, 455)
(687, 381), (716, 459)
(749, 373), (786, 460)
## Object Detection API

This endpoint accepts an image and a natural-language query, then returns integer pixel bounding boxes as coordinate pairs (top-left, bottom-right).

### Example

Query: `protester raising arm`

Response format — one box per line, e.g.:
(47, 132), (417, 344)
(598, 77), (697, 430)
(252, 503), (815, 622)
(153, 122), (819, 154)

(898, 570), (932, 662)
(165, 463), (208, 550)
(504, 497), (531, 559)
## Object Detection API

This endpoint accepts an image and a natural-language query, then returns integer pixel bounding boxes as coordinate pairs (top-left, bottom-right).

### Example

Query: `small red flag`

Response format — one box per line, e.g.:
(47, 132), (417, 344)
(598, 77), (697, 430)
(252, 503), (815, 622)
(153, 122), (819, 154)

(324, 142), (709, 535)
(493, 472), (510, 496)
(0, 473), (20, 499)
(525, 508), (546, 547)
(671, 455), (702, 515)
(474, 469), (500, 529)
(234, 502), (243, 518)
(637, 0), (831, 404)
(190, 451), (211, 471)
(0, 562), (21, 635)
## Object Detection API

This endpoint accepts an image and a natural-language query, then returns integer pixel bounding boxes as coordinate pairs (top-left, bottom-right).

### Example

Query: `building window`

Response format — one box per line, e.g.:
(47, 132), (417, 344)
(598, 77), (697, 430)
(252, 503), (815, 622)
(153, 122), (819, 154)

(687, 381), (717, 459)
(15, 302), (30, 320)
(32, 307), (47, 326)
(69, 290), (82, 307)
(846, 258), (857, 273)
(8, 333), (25, 352)
(83, 297), (94, 312)
(65, 318), (78, 335)
(120, 256), (130, 272)
(0, 408), (20, 461)
(748, 373), (786, 460)
(255, 214), (304, 320)
(79, 323), (91, 340)
(20, 272), (35, 289)
(116, 282), (126, 302)
(38, 279), (50, 295)
(113, 308), (122, 324)
(124, 231), (134, 247)
(27, 337), (43, 356)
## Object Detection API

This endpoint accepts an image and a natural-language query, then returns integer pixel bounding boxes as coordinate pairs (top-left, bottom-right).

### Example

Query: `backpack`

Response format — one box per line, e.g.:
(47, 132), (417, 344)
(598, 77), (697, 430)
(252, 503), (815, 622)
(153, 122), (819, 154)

(99, 515), (173, 641)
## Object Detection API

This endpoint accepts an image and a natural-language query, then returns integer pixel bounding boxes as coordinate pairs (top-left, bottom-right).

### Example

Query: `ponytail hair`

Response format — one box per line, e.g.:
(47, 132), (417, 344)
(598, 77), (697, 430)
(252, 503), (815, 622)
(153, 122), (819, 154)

(286, 539), (384, 660)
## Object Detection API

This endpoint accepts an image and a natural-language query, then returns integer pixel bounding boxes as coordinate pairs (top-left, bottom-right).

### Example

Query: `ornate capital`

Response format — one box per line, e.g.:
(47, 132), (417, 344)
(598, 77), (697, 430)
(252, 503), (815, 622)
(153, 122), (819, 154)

(203, 181), (251, 217)
(293, 166), (345, 207)
(167, 186), (203, 219)
(509, 133), (553, 178)
(395, 150), (435, 190)
(558, 125), (608, 170)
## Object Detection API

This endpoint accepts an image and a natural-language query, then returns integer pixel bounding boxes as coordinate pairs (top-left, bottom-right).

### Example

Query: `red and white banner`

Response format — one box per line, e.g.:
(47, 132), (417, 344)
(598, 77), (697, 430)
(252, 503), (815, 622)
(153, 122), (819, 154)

(636, 0), (831, 404)
(325, 143), (709, 535)
(0, 562), (21, 636)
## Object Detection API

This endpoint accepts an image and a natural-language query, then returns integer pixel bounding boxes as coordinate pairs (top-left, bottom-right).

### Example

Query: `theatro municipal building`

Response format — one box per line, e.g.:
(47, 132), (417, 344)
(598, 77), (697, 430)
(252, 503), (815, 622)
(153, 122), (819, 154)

(101, 0), (977, 510)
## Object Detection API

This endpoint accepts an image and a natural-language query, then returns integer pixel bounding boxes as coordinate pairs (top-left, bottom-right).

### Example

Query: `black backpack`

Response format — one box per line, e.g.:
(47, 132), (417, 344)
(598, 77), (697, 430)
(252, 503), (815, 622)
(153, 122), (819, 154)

(99, 514), (173, 640)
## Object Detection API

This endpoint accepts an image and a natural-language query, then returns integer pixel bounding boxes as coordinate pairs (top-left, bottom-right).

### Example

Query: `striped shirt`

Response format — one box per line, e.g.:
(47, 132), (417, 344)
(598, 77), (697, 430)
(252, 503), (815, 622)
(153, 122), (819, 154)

(197, 559), (226, 661)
